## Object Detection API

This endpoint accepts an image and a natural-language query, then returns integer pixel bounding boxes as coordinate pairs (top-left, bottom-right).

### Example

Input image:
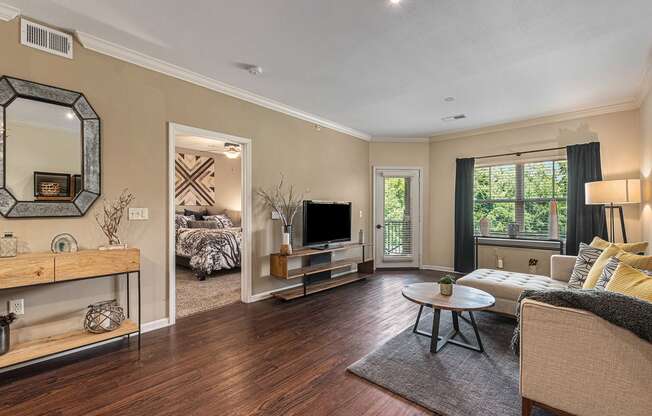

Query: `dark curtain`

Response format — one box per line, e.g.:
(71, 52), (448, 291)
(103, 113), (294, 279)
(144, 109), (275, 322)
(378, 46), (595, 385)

(454, 158), (475, 273)
(566, 142), (608, 255)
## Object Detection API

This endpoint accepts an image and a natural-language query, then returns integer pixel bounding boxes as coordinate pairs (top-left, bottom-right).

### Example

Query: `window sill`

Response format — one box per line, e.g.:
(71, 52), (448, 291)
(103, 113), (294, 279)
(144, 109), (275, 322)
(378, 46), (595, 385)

(474, 236), (564, 251)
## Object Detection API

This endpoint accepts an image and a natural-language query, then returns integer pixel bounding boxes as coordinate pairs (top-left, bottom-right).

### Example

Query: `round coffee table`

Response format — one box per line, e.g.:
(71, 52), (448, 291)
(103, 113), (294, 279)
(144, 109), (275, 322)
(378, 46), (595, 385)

(402, 282), (495, 353)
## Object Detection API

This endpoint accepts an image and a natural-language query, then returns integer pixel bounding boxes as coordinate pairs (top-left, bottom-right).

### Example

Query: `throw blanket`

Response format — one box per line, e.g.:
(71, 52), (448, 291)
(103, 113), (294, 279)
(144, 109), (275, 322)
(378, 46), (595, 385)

(512, 289), (652, 354)
(177, 227), (241, 275)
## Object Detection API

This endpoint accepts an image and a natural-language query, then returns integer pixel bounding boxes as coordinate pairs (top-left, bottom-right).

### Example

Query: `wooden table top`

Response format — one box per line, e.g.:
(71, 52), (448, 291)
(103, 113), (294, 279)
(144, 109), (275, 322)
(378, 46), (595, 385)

(402, 282), (495, 311)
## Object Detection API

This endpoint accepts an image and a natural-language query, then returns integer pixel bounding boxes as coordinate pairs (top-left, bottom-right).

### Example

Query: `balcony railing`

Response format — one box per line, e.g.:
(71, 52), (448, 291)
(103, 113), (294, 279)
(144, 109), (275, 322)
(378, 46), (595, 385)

(384, 220), (412, 256)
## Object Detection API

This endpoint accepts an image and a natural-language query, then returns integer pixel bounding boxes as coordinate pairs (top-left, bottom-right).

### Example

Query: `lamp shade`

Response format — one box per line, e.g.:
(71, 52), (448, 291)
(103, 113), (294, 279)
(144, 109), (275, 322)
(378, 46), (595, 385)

(585, 179), (641, 205)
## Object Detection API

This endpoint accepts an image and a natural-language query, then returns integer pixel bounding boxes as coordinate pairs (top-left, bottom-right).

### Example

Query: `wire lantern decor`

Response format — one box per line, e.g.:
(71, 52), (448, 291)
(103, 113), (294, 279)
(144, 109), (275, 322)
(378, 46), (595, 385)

(84, 300), (125, 334)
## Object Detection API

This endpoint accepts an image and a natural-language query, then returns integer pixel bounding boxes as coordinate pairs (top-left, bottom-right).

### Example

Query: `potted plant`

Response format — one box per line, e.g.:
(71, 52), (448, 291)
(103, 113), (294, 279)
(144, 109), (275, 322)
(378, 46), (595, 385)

(439, 275), (456, 296)
(256, 175), (304, 255)
(95, 189), (135, 250)
(0, 313), (16, 356)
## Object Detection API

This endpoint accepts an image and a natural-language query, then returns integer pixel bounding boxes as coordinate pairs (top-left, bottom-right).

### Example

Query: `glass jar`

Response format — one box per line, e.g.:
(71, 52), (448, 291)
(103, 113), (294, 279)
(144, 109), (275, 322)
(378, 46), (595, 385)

(0, 232), (17, 257)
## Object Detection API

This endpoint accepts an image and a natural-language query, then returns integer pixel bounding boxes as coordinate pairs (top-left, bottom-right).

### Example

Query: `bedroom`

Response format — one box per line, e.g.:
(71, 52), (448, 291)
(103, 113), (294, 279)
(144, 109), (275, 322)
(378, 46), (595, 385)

(174, 133), (244, 318)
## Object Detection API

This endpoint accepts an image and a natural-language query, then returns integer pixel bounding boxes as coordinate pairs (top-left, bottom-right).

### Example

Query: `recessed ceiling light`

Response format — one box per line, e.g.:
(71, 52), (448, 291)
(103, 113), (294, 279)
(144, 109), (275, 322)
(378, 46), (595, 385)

(66, 111), (75, 119)
(389, 0), (401, 5)
(444, 96), (455, 102)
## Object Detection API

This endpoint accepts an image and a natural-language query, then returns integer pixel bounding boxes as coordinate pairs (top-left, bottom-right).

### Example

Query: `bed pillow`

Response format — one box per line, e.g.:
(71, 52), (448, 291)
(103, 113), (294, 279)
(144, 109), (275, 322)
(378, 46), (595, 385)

(203, 214), (234, 228)
(184, 208), (208, 220)
(595, 257), (652, 290)
(568, 243), (603, 289)
(175, 214), (193, 229)
(589, 236), (648, 254)
(188, 220), (223, 229)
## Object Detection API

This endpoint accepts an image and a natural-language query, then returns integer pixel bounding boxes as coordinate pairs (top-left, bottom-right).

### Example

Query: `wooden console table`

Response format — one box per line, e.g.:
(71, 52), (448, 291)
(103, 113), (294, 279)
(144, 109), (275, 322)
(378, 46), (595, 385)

(0, 248), (141, 369)
(270, 243), (373, 300)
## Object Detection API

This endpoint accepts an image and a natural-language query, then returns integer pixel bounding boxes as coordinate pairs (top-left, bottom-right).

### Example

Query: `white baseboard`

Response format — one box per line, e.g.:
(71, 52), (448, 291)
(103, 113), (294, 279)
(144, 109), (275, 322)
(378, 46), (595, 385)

(0, 317), (171, 374)
(141, 318), (171, 333)
(420, 264), (455, 272)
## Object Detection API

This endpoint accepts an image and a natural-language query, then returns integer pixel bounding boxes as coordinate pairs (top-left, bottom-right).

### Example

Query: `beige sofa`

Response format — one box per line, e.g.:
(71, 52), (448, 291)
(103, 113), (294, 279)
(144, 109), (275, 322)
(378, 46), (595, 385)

(457, 255), (577, 316)
(519, 299), (652, 416)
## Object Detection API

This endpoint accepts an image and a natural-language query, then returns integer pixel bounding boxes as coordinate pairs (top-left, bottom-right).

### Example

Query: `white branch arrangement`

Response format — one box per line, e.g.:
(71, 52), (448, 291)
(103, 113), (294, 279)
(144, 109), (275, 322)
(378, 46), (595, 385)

(95, 189), (135, 246)
(256, 175), (304, 228)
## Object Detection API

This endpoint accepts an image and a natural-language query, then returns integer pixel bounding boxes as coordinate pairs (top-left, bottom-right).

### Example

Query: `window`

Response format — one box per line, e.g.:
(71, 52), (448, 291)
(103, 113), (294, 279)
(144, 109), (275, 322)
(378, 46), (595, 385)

(473, 159), (567, 238)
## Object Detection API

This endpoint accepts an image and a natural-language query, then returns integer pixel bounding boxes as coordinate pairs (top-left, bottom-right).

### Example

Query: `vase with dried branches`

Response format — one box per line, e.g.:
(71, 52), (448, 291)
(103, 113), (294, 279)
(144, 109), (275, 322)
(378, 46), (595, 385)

(256, 175), (303, 255)
(95, 189), (135, 250)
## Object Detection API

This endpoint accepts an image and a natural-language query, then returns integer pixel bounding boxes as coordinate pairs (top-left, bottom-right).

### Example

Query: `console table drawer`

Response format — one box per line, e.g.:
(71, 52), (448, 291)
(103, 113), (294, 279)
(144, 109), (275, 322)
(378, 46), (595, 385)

(0, 255), (55, 289)
(55, 249), (140, 281)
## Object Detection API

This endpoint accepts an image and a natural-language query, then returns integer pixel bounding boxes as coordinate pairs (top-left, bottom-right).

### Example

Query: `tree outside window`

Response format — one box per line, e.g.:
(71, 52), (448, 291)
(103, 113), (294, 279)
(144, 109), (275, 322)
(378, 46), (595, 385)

(473, 160), (567, 238)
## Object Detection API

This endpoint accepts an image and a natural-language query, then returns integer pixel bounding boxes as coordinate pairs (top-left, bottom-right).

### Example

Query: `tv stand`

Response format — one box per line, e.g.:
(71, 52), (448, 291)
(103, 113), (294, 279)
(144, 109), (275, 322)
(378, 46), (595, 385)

(269, 243), (373, 300)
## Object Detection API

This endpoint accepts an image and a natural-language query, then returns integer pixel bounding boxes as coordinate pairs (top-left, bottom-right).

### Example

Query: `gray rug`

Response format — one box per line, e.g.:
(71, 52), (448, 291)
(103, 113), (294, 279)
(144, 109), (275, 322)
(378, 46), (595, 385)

(348, 311), (552, 416)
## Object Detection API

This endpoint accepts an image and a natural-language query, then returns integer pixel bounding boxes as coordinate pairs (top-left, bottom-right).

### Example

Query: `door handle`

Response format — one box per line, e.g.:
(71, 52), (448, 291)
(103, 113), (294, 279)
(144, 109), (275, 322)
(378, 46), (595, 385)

(376, 224), (383, 229)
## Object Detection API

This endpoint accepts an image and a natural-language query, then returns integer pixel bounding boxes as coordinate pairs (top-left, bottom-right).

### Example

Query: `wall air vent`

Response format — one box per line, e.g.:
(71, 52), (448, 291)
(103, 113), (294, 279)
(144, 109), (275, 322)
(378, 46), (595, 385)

(442, 114), (467, 122)
(20, 18), (73, 59)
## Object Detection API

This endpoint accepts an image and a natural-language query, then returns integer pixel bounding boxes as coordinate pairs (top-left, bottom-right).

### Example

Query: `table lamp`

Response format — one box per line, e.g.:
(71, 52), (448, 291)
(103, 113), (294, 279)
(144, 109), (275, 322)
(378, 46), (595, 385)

(585, 179), (641, 242)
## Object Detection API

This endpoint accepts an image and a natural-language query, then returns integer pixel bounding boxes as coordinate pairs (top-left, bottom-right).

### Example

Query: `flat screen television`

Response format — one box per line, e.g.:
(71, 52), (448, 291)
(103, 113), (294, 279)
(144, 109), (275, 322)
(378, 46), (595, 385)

(302, 200), (352, 247)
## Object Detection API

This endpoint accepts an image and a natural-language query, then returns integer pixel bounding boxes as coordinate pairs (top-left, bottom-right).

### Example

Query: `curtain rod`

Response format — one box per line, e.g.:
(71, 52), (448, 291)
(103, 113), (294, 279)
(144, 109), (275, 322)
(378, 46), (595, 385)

(474, 145), (567, 160)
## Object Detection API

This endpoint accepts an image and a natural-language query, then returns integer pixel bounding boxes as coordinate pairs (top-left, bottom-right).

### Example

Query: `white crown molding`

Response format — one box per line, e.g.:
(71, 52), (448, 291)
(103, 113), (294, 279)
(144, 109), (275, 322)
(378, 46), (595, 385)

(371, 137), (430, 143)
(75, 31), (370, 141)
(0, 3), (19, 21)
(429, 99), (640, 142)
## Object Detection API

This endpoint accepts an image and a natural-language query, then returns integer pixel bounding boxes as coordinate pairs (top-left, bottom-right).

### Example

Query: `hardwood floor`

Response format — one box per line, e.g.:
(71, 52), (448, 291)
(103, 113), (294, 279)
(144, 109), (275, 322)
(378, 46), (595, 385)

(0, 270), (449, 416)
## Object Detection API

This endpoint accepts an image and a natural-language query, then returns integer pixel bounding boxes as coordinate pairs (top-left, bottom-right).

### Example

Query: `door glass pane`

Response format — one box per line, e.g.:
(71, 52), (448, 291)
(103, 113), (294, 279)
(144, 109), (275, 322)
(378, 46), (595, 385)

(384, 176), (412, 257)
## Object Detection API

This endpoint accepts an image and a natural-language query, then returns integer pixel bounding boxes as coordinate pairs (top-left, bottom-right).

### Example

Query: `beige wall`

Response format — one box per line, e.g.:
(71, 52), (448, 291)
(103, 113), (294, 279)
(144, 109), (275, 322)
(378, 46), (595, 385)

(0, 19), (370, 338)
(369, 141), (430, 263)
(641, 88), (652, 252)
(428, 110), (642, 269)
(175, 147), (242, 213)
(6, 122), (81, 200)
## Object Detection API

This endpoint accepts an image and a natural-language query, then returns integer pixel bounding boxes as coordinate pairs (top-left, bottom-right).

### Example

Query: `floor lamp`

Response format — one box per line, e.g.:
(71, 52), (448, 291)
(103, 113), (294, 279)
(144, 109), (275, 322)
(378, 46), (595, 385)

(585, 179), (641, 242)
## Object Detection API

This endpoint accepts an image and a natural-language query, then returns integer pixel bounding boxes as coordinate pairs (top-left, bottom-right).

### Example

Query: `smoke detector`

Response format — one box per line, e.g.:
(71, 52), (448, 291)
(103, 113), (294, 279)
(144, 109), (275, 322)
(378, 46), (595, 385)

(247, 65), (263, 76)
(20, 19), (73, 59)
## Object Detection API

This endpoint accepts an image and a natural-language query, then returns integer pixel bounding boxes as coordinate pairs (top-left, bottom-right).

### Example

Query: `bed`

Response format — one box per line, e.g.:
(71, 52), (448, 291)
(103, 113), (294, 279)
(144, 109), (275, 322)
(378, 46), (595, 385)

(175, 212), (242, 280)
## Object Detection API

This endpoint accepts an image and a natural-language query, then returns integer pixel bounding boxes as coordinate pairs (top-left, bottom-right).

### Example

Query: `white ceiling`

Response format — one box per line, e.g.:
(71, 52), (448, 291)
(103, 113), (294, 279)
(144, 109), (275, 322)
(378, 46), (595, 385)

(5, 0), (652, 138)
(176, 135), (226, 154)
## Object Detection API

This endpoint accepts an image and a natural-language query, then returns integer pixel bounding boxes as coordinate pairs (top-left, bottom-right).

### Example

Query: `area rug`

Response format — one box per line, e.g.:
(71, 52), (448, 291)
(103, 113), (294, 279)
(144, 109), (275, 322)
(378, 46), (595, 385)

(176, 267), (241, 318)
(348, 311), (552, 416)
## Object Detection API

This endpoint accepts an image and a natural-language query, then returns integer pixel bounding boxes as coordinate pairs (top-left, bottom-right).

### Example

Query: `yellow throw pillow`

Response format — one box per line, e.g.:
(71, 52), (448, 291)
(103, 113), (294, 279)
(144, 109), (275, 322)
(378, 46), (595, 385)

(589, 236), (648, 253)
(605, 263), (652, 302)
(583, 244), (623, 289)
(615, 251), (652, 270)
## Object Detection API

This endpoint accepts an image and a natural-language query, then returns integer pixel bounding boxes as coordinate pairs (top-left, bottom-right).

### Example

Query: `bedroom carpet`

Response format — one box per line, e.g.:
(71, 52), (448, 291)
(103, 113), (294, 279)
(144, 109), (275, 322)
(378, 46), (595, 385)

(176, 267), (241, 318)
(348, 311), (553, 416)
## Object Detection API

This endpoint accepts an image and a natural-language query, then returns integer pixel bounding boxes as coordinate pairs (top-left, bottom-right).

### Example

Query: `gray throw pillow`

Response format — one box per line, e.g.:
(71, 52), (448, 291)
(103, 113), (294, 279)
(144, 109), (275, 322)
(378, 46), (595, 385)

(568, 243), (603, 289)
(188, 220), (222, 229)
(595, 257), (652, 290)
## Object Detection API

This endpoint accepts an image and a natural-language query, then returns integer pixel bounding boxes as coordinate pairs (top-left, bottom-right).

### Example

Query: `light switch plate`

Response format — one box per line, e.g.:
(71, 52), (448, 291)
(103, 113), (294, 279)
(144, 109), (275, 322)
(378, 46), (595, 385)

(129, 207), (149, 220)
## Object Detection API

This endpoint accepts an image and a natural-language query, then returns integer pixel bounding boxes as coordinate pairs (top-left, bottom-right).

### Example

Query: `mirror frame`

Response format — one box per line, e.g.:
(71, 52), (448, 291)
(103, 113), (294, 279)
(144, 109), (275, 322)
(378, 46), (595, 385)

(0, 76), (101, 218)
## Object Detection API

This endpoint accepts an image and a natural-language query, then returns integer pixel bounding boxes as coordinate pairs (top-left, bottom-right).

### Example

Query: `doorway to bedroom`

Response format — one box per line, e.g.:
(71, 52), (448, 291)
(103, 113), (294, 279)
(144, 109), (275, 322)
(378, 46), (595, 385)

(169, 123), (251, 321)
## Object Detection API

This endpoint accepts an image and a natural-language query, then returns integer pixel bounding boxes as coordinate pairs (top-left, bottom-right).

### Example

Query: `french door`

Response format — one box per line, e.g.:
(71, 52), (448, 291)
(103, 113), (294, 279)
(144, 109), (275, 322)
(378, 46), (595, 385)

(374, 168), (421, 268)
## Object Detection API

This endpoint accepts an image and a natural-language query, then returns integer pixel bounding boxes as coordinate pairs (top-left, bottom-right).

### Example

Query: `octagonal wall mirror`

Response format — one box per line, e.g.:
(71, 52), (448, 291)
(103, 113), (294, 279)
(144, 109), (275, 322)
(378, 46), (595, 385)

(0, 76), (101, 217)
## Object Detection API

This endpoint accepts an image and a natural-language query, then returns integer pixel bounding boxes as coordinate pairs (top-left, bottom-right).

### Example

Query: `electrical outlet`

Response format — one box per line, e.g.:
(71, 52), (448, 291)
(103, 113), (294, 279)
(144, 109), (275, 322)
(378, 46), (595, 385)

(128, 207), (149, 220)
(9, 299), (24, 315)
(359, 210), (363, 218)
